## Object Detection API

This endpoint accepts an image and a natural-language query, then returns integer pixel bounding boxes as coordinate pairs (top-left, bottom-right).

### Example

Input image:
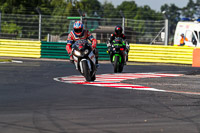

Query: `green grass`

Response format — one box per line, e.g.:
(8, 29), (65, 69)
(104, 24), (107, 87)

(0, 59), (12, 62)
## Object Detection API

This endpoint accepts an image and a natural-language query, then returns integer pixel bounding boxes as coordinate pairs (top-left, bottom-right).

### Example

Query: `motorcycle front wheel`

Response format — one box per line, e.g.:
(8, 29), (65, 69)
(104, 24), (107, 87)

(91, 74), (96, 81)
(82, 60), (92, 81)
(119, 64), (124, 73)
(114, 56), (120, 73)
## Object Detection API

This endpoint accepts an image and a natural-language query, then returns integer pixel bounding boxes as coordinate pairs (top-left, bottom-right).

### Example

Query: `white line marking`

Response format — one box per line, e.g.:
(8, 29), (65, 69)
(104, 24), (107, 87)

(11, 60), (23, 63)
(0, 60), (23, 64)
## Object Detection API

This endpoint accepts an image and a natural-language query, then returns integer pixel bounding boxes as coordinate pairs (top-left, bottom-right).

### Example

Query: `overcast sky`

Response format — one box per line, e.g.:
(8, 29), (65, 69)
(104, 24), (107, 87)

(99, 0), (189, 11)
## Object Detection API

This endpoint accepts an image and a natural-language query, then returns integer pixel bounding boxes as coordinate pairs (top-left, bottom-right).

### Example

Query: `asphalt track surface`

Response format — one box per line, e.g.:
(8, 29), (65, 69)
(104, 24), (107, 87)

(1, 59), (200, 133)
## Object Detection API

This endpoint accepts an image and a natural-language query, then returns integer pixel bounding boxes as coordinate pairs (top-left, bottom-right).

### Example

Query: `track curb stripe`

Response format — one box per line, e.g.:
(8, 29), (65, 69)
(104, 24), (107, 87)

(54, 73), (186, 93)
(54, 73), (200, 95)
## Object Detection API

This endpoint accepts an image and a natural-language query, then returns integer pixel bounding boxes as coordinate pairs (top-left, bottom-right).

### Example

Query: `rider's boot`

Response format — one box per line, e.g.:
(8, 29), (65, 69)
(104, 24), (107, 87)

(96, 57), (100, 68)
(124, 52), (127, 65)
(70, 55), (74, 64)
(93, 48), (100, 68)
(125, 49), (129, 65)
(126, 54), (128, 63)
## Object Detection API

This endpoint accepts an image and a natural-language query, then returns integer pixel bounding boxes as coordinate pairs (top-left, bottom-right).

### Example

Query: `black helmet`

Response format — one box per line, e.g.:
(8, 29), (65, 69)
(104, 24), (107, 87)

(115, 25), (122, 35)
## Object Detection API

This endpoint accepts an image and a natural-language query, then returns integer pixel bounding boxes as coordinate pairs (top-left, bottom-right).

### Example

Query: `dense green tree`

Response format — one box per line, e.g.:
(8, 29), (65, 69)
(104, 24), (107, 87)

(51, 0), (76, 16)
(161, 4), (181, 41)
(50, 0), (67, 16)
(0, 0), (79, 15)
(193, 0), (200, 18)
(181, 0), (196, 18)
(0, 0), (49, 14)
(135, 5), (162, 20)
(77, 0), (102, 17)
(116, 1), (138, 19)
(0, 0), (181, 41)
(102, 1), (117, 18)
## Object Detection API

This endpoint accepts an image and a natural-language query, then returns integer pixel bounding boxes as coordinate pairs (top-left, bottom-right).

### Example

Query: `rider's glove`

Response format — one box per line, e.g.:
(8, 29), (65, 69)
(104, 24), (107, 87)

(92, 39), (97, 49)
(125, 40), (130, 51)
(107, 42), (111, 47)
(66, 44), (72, 54)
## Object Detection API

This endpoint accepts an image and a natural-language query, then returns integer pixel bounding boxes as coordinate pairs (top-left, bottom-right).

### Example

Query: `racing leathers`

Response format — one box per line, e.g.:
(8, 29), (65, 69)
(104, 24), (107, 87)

(66, 29), (99, 65)
(107, 33), (130, 62)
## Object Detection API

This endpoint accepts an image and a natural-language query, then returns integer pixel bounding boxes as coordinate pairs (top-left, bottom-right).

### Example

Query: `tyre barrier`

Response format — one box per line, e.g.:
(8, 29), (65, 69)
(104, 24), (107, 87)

(41, 41), (110, 60)
(129, 44), (195, 65)
(41, 41), (68, 59)
(0, 39), (199, 65)
(0, 39), (41, 58)
(0, 39), (109, 60)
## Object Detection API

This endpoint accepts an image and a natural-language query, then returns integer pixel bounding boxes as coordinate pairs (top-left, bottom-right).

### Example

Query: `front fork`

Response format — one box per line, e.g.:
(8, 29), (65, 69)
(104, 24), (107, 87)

(110, 52), (126, 64)
(79, 59), (91, 73)
(73, 51), (96, 70)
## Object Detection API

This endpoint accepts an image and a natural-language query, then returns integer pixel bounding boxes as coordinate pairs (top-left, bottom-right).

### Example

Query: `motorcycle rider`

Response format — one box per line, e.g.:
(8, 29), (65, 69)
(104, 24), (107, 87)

(107, 25), (129, 63)
(66, 21), (99, 67)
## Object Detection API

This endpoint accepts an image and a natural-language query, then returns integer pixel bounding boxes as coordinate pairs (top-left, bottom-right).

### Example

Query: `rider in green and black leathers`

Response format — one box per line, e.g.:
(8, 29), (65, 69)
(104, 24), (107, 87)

(107, 25), (130, 63)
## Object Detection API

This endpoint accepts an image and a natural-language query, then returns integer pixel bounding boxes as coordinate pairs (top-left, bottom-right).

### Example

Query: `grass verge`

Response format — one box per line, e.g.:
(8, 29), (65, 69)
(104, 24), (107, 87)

(0, 59), (12, 62)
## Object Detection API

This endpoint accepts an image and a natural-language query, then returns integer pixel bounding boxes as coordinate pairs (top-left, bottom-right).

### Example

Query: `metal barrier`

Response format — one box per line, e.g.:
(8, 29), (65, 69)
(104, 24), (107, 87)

(129, 44), (195, 64)
(0, 13), (165, 44)
(96, 43), (110, 60)
(41, 41), (68, 59)
(0, 39), (41, 58)
(41, 41), (109, 60)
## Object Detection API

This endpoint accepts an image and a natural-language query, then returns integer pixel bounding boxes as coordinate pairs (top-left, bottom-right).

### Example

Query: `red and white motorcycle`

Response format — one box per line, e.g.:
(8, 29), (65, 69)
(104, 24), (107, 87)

(72, 40), (97, 81)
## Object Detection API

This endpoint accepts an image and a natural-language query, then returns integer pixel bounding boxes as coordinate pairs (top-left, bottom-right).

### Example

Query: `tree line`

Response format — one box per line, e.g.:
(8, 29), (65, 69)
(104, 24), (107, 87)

(0, 0), (200, 40)
(0, 0), (163, 20)
(1, 0), (199, 19)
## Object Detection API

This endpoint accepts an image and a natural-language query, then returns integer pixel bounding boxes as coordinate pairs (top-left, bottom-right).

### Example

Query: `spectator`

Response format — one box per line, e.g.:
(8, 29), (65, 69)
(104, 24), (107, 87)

(180, 33), (188, 46)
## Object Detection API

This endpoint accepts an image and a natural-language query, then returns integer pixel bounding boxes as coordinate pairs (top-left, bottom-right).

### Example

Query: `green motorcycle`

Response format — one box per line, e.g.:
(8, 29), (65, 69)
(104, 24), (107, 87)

(108, 37), (127, 73)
